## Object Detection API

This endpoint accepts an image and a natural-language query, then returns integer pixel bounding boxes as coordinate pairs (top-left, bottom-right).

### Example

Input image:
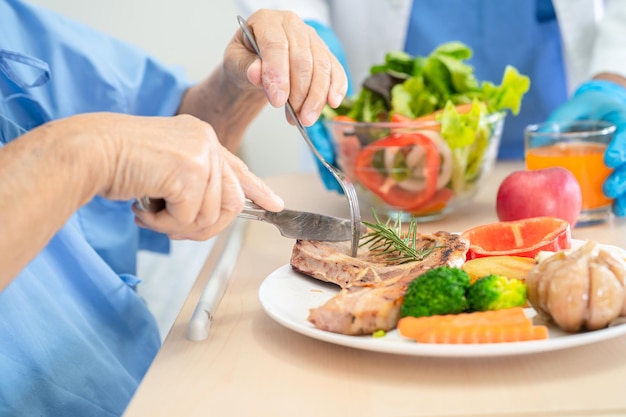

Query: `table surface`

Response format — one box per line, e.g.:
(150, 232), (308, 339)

(123, 161), (626, 417)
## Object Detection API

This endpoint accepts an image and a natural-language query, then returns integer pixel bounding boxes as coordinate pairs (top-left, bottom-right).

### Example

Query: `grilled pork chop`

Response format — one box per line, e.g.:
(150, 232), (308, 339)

(291, 231), (469, 335)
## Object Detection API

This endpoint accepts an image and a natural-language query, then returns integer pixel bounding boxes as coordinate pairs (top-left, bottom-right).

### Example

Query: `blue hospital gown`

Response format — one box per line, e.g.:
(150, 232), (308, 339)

(0, 0), (193, 415)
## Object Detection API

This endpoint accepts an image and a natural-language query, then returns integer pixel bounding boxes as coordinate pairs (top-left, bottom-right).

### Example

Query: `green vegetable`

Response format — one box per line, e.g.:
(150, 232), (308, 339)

(360, 211), (439, 264)
(481, 66), (530, 115)
(467, 274), (527, 312)
(400, 266), (471, 318)
(439, 100), (492, 193)
(372, 329), (387, 338)
(326, 41), (529, 193)
(373, 50), (415, 78)
(329, 41), (529, 121)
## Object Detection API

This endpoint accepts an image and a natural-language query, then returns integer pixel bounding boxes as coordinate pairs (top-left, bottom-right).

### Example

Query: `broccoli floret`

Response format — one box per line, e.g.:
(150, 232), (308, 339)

(400, 266), (471, 318)
(467, 274), (527, 312)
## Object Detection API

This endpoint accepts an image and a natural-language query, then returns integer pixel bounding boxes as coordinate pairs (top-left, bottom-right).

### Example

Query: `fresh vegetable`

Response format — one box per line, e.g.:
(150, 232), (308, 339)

(409, 188), (454, 216)
(527, 241), (626, 332)
(360, 211), (439, 264)
(354, 132), (441, 210)
(397, 307), (549, 344)
(400, 266), (471, 318)
(461, 255), (537, 284)
(323, 40), (529, 135)
(398, 306), (529, 338)
(461, 217), (572, 260)
(466, 274), (527, 312)
(323, 41), (530, 212)
(372, 329), (386, 338)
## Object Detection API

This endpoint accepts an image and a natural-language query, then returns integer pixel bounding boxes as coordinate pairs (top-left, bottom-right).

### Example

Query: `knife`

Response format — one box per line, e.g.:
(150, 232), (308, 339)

(136, 197), (366, 242)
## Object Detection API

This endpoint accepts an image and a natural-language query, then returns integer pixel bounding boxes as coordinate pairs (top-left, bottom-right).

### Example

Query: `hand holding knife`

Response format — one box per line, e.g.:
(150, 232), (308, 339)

(136, 197), (366, 242)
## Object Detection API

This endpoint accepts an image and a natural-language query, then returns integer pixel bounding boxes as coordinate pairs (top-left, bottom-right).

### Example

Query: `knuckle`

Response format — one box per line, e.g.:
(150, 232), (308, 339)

(280, 10), (301, 26)
(314, 56), (333, 77)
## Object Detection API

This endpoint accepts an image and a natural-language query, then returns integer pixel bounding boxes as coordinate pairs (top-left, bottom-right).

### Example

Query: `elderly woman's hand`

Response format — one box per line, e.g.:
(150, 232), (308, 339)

(224, 9), (348, 127)
(83, 113), (284, 240)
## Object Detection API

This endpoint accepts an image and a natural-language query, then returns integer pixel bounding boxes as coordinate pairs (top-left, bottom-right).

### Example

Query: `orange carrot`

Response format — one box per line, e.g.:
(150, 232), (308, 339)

(390, 103), (478, 132)
(397, 308), (549, 344)
(414, 103), (476, 123)
(333, 115), (357, 123)
(415, 323), (549, 344)
(398, 308), (527, 338)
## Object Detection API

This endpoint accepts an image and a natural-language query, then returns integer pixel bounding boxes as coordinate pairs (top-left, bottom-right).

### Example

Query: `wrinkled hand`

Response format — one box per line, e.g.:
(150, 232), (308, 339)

(224, 10), (348, 127)
(546, 80), (626, 215)
(90, 113), (283, 240)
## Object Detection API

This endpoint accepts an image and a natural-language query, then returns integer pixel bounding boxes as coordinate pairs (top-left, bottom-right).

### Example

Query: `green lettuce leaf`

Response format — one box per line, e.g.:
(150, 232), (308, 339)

(481, 65), (531, 115)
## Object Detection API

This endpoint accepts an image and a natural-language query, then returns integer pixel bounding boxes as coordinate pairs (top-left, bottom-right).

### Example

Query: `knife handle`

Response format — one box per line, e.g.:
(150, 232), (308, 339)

(237, 200), (269, 221)
(136, 197), (166, 213)
(136, 197), (267, 222)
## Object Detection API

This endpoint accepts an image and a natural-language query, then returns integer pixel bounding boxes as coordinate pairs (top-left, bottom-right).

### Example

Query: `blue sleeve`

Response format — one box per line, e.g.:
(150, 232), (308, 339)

(1, 0), (196, 273)
(305, 19), (353, 95)
(1, 0), (192, 120)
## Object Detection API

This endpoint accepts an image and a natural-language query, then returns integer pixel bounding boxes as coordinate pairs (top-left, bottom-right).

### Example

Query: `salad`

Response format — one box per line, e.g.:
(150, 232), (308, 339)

(323, 42), (530, 216)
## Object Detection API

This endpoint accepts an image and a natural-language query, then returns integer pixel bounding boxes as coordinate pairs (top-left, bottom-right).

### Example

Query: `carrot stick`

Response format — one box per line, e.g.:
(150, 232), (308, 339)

(397, 308), (549, 344)
(415, 323), (549, 344)
(398, 308), (528, 339)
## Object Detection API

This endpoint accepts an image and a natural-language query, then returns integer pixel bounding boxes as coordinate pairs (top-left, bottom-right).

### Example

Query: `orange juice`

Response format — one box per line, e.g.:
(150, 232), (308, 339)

(525, 142), (612, 210)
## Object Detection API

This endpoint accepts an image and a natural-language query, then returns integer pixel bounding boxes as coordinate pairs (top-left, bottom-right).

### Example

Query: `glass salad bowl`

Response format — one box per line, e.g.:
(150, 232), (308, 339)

(323, 111), (506, 222)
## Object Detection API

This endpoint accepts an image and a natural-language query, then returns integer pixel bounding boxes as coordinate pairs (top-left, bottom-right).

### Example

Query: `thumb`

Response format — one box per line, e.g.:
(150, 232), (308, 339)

(246, 58), (263, 88)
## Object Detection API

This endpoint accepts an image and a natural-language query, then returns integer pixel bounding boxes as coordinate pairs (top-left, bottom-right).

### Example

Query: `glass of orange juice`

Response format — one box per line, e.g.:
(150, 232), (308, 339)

(524, 120), (616, 227)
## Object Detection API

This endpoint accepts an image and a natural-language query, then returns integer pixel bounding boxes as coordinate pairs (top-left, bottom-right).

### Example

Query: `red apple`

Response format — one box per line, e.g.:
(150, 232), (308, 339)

(496, 167), (583, 228)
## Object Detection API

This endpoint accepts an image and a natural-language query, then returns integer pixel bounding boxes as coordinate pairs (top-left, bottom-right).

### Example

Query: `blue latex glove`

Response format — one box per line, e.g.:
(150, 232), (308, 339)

(304, 20), (353, 194)
(546, 80), (626, 216)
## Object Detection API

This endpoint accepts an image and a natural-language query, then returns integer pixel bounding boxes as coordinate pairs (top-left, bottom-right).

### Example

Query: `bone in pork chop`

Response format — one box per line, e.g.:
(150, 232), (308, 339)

(290, 231), (469, 335)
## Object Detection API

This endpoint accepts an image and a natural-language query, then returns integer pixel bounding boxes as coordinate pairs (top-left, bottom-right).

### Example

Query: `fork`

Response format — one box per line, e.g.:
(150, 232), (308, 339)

(236, 15), (361, 257)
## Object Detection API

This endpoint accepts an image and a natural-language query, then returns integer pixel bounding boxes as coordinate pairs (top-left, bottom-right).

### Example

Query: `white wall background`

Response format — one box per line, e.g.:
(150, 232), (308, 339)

(29, 0), (316, 178)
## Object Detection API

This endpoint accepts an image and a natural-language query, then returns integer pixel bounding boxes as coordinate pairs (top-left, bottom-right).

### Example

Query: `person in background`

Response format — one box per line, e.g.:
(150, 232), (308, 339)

(237, 0), (626, 215)
(0, 1), (347, 415)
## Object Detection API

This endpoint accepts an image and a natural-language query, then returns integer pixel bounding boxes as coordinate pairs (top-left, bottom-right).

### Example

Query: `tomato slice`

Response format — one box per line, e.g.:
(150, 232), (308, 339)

(334, 115), (357, 123)
(461, 217), (572, 260)
(390, 103), (477, 126)
(390, 113), (440, 133)
(408, 188), (453, 215)
(354, 132), (440, 210)
(390, 113), (415, 124)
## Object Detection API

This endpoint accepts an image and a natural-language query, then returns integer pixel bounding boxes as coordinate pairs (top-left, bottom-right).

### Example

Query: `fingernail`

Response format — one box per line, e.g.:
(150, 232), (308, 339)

(270, 86), (287, 106)
(304, 111), (319, 125)
(273, 194), (285, 209)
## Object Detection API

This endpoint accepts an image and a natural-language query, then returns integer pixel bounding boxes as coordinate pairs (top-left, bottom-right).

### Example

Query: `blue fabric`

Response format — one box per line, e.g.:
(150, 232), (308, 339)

(303, 20), (349, 193)
(0, 0), (196, 414)
(404, 0), (567, 160)
(0, 109), (161, 416)
(305, 20), (354, 97)
(0, 215), (161, 417)
(1, 0), (193, 275)
(547, 80), (626, 216)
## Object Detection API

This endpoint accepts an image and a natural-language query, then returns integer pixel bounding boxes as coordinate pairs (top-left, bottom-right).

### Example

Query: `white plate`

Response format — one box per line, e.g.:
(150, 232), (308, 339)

(257, 240), (626, 358)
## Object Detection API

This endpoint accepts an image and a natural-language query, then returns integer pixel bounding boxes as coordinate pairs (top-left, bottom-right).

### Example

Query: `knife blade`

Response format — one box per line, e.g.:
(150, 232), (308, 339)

(239, 200), (366, 241)
(136, 197), (366, 242)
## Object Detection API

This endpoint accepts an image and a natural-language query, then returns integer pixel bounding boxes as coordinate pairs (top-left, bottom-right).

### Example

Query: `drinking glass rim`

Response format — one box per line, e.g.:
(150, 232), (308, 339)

(322, 111), (506, 128)
(525, 120), (616, 138)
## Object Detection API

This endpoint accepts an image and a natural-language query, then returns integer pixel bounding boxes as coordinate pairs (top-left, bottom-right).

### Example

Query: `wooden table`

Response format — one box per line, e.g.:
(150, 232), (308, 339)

(123, 161), (626, 417)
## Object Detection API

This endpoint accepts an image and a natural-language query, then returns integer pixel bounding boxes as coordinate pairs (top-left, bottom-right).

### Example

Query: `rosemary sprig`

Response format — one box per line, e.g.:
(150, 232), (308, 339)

(360, 211), (438, 264)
